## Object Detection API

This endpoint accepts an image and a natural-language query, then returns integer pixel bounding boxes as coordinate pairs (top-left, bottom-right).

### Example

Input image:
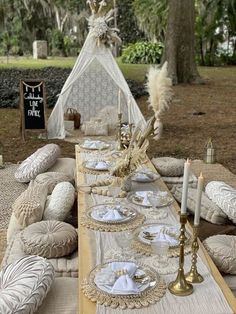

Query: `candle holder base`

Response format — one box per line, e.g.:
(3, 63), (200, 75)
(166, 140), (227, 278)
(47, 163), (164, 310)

(168, 269), (193, 296)
(185, 268), (204, 283)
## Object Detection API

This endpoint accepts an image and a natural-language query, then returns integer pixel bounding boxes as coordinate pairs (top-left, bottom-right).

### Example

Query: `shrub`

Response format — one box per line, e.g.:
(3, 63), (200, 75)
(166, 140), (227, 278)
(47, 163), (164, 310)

(121, 41), (163, 64)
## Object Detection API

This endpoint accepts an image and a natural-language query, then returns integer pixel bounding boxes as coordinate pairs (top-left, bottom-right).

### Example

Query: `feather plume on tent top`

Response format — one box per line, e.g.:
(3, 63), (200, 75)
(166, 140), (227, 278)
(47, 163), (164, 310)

(87, 0), (122, 47)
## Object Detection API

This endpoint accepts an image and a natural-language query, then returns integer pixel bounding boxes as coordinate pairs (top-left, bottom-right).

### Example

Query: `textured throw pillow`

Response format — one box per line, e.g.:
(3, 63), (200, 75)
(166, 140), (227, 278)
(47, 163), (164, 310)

(0, 255), (55, 314)
(203, 235), (236, 274)
(151, 157), (185, 177)
(43, 182), (75, 221)
(174, 187), (227, 224)
(15, 144), (60, 183)
(12, 183), (48, 228)
(34, 172), (74, 194)
(206, 181), (236, 223)
(6, 213), (23, 244)
(20, 220), (78, 258)
(47, 158), (76, 180)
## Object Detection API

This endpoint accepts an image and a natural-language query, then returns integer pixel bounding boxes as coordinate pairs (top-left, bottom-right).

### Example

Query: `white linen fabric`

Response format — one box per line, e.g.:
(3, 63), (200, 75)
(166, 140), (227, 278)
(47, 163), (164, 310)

(43, 182), (75, 221)
(0, 255), (55, 314)
(173, 187), (227, 224)
(205, 181), (236, 223)
(20, 220), (78, 258)
(47, 31), (146, 139)
(203, 235), (236, 274)
(15, 144), (60, 183)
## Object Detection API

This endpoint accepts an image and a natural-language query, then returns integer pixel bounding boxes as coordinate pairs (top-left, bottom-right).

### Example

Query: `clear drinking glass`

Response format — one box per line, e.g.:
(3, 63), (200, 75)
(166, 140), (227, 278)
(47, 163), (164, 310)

(147, 192), (168, 220)
(151, 240), (169, 268)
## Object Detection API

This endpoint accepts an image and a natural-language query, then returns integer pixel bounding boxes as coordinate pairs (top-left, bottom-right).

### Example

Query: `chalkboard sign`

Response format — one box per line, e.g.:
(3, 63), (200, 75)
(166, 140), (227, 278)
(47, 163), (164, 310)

(20, 80), (46, 140)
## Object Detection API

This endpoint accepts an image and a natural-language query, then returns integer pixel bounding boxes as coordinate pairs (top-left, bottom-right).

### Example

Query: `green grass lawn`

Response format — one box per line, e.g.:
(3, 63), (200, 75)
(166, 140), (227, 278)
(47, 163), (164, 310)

(0, 56), (235, 82)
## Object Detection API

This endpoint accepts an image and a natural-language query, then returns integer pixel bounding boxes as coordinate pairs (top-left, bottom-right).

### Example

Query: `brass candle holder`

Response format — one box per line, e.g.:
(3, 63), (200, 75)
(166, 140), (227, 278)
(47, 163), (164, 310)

(168, 213), (193, 296)
(117, 113), (123, 150)
(185, 225), (204, 283)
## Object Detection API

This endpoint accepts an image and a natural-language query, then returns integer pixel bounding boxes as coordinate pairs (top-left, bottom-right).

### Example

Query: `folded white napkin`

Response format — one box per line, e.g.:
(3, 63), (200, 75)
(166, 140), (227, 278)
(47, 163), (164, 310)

(110, 262), (139, 294)
(95, 161), (109, 170)
(135, 191), (152, 206)
(102, 209), (124, 221)
(83, 140), (102, 149)
(154, 227), (179, 246)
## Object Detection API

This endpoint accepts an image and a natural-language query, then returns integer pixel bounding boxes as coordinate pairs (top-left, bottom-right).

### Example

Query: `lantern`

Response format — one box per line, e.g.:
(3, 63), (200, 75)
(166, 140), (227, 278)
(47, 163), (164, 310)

(204, 138), (216, 164)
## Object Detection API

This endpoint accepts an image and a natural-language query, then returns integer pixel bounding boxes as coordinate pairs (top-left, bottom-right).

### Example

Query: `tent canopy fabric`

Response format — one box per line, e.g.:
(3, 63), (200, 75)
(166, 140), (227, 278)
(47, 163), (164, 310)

(47, 31), (146, 139)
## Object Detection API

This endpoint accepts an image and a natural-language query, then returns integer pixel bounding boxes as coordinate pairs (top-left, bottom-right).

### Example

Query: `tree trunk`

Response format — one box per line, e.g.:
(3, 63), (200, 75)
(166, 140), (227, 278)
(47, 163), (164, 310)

(162, 0), (201, 84)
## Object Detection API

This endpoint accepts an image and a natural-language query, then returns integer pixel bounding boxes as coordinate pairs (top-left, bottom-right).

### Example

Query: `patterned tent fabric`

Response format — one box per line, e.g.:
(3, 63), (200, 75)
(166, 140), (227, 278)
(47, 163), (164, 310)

(47, 31), (146, 139)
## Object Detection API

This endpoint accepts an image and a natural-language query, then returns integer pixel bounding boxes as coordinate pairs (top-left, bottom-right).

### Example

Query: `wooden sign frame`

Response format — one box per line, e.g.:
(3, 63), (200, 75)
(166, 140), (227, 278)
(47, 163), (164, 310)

(20, 79), (47, 141)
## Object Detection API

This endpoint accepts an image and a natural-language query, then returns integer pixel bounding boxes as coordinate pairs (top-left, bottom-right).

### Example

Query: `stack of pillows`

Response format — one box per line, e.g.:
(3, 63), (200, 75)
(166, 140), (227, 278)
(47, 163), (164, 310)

(0, 144), (78, 314)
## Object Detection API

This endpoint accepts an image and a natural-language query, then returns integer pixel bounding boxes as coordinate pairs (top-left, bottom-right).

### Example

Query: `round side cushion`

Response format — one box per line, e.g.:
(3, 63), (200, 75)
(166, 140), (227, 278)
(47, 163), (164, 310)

(0, 255), (55, 314)
(206, 181), (236, 223)
(203, 235), (236, 274)
(15, 144), (60, 183)
(151, 157), (185, 177)
(20, 220), (78, 258)
(43, 182), (75, 221)
(34, 172), (74, 194)
(174, 187), (228, 224)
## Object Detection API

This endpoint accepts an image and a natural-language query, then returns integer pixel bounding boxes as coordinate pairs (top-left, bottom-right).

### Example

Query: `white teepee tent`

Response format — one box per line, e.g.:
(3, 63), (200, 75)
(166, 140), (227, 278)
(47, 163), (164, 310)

(47, 7), (146, 139)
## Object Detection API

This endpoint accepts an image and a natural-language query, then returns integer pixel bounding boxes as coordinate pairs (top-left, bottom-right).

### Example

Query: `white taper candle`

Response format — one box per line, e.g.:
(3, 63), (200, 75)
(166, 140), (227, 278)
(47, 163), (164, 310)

(194, 172), (204, 225)
(181, 159), (191, 214)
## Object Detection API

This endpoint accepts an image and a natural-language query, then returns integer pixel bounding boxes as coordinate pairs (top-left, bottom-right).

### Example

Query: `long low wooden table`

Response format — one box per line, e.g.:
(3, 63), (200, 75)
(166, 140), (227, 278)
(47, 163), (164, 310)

(76, 145), (236, 314)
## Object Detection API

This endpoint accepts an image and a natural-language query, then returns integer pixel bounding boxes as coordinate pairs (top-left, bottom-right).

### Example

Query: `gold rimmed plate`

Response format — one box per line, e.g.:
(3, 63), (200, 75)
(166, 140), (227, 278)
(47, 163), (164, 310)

(87, 203), (138, 225)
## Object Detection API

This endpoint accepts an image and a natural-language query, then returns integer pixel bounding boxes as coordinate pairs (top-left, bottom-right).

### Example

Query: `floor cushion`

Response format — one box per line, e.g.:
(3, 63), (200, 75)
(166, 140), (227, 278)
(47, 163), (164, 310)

(35, 172), (74, 194)
(6, 213), (23, 244)
(206, 181), (236, 223)
(12, 183), (48, 228)
(203, 235), (236, 274)
(15, 144), (60, 183)
(20, 220), (78, 258)
(43, 182), (75, 221)
(174, 187), (228, 224)
(0, 255), (55, 314)
(163, 172), (198, 194)
(152, 157), (185, 177)
(223, 275), (236, 297)
(47, 158), (76, 180)
(2, 231), (78, 278)
(36, 277), (77, 314)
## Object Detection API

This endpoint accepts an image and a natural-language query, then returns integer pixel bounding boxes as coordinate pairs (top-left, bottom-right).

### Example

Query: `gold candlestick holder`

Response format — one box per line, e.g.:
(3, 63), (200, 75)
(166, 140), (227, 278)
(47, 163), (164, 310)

(185, 225), (204, 283)
(117, 113), (123, 150)
(168, 213), (193, 296)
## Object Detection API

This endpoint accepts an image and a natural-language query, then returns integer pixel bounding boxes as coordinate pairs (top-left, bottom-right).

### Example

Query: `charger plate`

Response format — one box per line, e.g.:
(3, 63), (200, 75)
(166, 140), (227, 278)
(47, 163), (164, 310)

(132, 223), (192, 257)
(81, 203), (145, 232)
(82, 260), (166, 309)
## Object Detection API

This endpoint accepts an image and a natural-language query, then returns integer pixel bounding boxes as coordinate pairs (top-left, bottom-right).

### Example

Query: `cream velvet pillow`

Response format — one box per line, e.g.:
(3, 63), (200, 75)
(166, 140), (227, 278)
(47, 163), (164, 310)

(0, 255), (55, 314)
(174, 187), (228, 224)
(47, 158), (76, 180)
(152, 157), (185, 177)
(20, 220), (78, 258)
(205, 181), (236, 223)
(15, 144), (60, 183)
(34, 172), (74, 194)
(12, 183), (48, 228)
(43, 182), (75, 221)
(203, 235), (236, 274)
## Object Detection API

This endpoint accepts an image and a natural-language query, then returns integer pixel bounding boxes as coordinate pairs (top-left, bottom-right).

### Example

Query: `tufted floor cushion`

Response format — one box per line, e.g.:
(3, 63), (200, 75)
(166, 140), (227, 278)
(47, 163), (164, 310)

(0, 255), (55, 314)
(151, 157), (185, 177)
(20, 220), (78, 258)
(15, 144), (60, 183)
(34, 172), (74, 194)
(206, 181), (236, 223)
(203, 235), (236, 274)
(47, 158), (76, 180)
(162, 172), (198, 194)
(174, 187), (227, 224)
(36, 277), (77, 314)
(2, 231), (78, 278)
(12, 183), (48, 229)
(43, 182), (75, 221)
